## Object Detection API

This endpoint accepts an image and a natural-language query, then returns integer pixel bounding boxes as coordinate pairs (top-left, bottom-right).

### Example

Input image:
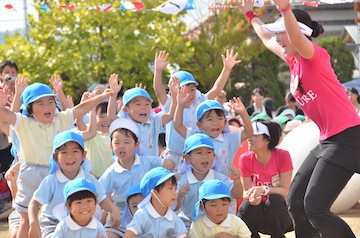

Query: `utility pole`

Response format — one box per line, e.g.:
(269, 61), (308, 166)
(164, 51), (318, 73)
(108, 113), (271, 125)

(24, 0), (29, 40)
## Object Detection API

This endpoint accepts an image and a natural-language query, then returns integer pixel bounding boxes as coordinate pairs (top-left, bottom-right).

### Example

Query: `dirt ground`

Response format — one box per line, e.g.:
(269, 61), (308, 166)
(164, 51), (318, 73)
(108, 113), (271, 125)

(0, 207), (359, 238)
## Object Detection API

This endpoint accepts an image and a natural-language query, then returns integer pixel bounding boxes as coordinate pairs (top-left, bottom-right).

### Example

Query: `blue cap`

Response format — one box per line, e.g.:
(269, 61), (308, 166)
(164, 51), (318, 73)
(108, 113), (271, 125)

(196, 100), (226, 122)
(53, 130), (84, 153)
(20, 83), (57, 116)
(140, 167), (178, 197)
(87, 83), (103, 93)
(126, 184), (142, 200)
(193, 180), (231, 221)
(172, 71), (198, 88)
(183, 133), (214, 154)
(63, 178), (98, 201)
(123, 88), (153, 106)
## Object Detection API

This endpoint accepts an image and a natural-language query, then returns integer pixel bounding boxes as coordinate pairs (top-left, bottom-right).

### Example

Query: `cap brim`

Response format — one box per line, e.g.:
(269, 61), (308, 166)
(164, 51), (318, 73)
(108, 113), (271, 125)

(262, 19), (313, 37)
(180, 80), (199, 87)
(203, 194), (231, 200)
(28, 93), (57, 105)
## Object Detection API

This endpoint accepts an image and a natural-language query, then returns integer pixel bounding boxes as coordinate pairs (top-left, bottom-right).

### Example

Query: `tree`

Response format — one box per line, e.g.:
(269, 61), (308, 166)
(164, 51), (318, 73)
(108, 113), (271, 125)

(182, 7), (286, 107)
(0, 0), (193, 103)
(317, 36), (355, 83)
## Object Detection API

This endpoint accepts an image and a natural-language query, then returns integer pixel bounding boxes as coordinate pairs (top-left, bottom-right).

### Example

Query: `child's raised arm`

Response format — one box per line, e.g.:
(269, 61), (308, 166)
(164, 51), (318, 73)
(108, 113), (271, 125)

(11, 76), (28, 112)
(206, 49), (241, 100)
(50, 75), (69, 110)
(228, 166), (243, 199)
(153, 50), (170, 106)
(107, 73), (123, 122)
(173, 87), (190, 138)
(161, 76), (179, 127)
(229, 97), (253, 142)
(73, 89), (113, 120)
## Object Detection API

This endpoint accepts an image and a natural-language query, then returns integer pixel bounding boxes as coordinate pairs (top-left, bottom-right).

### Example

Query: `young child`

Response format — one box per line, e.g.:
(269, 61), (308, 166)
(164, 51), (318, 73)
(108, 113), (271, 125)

(190, 180), (251, 238)
(123, 167), (187, 238)
(84, 101), (113, 178)
(175, 133), (243, 228)
(153, 50), (241, 170)
(174, 96), (252, 176)
(107, 73), (178, 157)
(99, 118), (174, 238)
(121, 184), (144, 227)
(0, 82), (114, 237)
(28, 130), (120, 238)
(52, 178), (107, 238)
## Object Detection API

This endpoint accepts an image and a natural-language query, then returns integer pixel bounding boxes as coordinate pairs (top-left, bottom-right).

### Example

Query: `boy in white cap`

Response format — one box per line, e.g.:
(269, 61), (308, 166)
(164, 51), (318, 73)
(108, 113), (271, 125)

(52, 178), (106, 238)
(152, 50), (241, 170)
(107, 73), (179, 157)
(99, 118), (174, 238)
(123, 167), (187, 238)
(175, 133), (242, 228)
(0, 82), (114, 238)
(28, 130), (120, 238)
(190, 180), (251, 238)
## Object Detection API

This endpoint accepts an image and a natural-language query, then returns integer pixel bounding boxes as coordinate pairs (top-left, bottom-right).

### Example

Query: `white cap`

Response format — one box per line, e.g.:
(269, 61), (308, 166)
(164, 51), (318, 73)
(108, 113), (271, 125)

(261, 17), (313, 37)
(109, 118), (139, 138)
(252, 122), (270, 137)
(284, 120), (302, 132)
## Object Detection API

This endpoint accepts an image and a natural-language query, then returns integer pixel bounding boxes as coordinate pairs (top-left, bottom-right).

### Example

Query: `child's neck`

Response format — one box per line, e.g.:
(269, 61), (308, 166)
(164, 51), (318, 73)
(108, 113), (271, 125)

(117, 157), (135, 171)
(61, 168), (80, 180)
(191, 168), (209, 181)
(150, 198), (168, 216)
(71, 214), (91, 227)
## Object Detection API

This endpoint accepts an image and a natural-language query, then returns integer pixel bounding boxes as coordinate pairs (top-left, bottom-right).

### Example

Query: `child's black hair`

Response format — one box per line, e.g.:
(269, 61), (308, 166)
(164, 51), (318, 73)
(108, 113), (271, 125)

(66, 190), (96, 206)
(153, 176), (177, 193)
(110, 128), (138, 143)
(0, 60), (18, 73)
(53, 141), (85, 161)
(202, 197), (231, 205)
(158, 132), (166, 148)
(95, 101), (108, 115)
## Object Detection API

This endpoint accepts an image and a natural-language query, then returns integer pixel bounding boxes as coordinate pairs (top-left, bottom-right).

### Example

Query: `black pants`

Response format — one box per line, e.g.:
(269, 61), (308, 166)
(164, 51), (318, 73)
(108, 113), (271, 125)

(238, 194), (293, 238)
(287, 152), (356, 238)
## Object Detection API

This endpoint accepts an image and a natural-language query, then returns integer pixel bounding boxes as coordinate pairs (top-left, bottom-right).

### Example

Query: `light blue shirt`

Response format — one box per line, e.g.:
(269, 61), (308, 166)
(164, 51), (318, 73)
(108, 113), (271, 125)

(99, 154), (162, 212)
(33, 167), (106, 220)
(117, 112), (163, 156)
(52, 215), (106, 238)
(126, 202), (187, 238)
(176, 169), (235, 228)
(163, 90), (207, 154)
(187, 129), (242, 176)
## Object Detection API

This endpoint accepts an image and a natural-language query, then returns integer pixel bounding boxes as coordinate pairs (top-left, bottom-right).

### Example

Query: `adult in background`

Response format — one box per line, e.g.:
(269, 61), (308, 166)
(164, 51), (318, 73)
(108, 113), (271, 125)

(238, 120), (293, 238)
(346, 87), (360, 116)
(238, 0), (360, 237)
(246, 88), (272, 118)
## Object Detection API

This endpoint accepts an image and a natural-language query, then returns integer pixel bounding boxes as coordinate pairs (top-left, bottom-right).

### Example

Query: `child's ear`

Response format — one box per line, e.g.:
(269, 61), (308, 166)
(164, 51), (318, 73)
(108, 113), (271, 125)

(65, 202), (71, 211)
(183, 154), (190, 163)
(199, 201), (205, 211)
(196, 121), (202, 129)
(123, 105), (129, 114)
(135, 141), (140, 150)
(82, 150), (87, 161)
(53, 153), (58, 162)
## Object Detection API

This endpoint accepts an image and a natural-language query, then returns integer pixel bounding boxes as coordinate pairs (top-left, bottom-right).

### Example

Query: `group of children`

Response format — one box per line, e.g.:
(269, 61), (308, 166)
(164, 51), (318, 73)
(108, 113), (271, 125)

(0, 49), (261, 238)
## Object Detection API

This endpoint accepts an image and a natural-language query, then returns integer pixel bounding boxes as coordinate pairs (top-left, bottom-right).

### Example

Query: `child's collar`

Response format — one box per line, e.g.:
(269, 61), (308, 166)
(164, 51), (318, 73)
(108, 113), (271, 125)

(65, 215), (97, 230)
(146, 202), (173, 221)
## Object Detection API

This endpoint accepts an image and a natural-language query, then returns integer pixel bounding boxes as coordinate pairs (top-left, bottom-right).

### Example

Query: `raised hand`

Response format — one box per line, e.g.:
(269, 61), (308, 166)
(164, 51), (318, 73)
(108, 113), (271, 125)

(135, 83), (146, 90)
(108, 73), (123, 94)
(0, 88), (10, 107)
(14, 75), (28, 95)
(50, 75), (64, 93)
(168, 76), (180, 96)
(228, 97), (246, 115)
(154, 50), (170, 71)
(221, 49), (241, 70)
(177, 86), (190, 106)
